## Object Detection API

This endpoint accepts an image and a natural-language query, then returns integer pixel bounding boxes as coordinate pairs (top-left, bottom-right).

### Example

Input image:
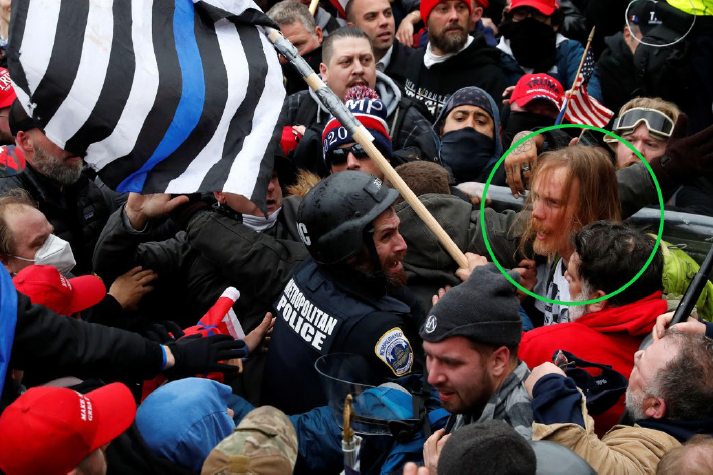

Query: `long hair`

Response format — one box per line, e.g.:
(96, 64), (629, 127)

(516, 145), (622, 258)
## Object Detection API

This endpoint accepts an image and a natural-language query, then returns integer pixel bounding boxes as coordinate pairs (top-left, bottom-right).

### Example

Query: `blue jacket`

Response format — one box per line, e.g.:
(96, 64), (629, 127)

(497, 35), (603, 102)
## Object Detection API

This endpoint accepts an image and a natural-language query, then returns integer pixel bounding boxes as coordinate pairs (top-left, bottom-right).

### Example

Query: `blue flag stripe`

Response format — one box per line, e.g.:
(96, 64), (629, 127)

(147, 11), (229, 192)
(118, 0), (206, 192)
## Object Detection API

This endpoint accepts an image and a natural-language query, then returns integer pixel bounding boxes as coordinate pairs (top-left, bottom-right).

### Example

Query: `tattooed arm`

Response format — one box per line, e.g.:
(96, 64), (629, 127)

(504, 131), (545, 198)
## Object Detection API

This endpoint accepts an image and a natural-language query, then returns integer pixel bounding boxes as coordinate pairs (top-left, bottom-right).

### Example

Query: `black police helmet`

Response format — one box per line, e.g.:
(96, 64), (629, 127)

(297, 170), (399, 265)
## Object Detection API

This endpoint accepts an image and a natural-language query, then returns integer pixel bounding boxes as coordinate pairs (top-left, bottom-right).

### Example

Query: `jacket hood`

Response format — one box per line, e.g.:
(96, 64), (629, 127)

(603, 32), (634, 62)
(432, 86), (504, 171)
(135, 378), (236, 472)
(576, 292), (667, 336)
(637, 416), (713, 443)
(307, 70), (402, 121)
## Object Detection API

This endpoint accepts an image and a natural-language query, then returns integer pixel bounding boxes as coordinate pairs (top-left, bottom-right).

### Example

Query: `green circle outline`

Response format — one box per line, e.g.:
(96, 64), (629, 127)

(480, 124), (664, 306)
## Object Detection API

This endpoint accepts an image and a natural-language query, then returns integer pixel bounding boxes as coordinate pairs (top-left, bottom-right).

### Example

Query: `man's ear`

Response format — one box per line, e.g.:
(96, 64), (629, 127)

(586, 290), (608, 313)
(15, 130), (33, 156)
(319, 62), (329, 82)
(346, 21), (354, 27)
(471, 6), (484, 23)
(623, 26), (632, 42)
(490, 346), (510, 378)
(315, 26), (324, 44)
(644, 396), (667, 420)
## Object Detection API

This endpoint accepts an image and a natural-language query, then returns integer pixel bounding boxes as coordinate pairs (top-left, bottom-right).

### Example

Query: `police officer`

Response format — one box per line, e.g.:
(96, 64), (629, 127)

(262, 170), (421, 415)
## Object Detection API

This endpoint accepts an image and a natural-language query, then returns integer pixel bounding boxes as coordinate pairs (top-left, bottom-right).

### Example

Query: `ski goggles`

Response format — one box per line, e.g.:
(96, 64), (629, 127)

(608, 108), (675, 141)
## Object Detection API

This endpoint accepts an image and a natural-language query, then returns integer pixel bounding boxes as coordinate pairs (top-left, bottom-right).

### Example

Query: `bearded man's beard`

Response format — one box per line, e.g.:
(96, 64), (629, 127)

(430, 25), (468, 55)
(33, 145), (82, 186)
(384, 250), (408, 288)
(568, 281), (593, 321)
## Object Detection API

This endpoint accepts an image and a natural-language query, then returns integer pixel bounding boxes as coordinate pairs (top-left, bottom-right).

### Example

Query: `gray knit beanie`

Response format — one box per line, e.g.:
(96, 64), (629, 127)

(438, 420), (536, 475)
(419, 263), (522, 346)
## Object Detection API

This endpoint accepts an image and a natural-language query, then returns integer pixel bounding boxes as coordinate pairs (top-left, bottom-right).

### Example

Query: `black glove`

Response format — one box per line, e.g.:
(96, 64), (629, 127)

(165, 334), (248, 379)
(144, 321), (185, 344)
(650, 114), (713, 188)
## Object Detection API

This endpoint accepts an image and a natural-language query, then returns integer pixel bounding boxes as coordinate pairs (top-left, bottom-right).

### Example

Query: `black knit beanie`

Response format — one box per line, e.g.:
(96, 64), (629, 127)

(419, 263), (522, 346)
(437, 420), (536, 475)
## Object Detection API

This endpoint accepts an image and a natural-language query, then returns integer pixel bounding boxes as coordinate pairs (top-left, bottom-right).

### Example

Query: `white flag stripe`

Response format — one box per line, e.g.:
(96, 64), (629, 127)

(84, 0), (159, 170)
(165, 18), (250, 193)
(44, 0), (114, 150)
(224, 29), (285, 196)
(16, 0), (61, 96)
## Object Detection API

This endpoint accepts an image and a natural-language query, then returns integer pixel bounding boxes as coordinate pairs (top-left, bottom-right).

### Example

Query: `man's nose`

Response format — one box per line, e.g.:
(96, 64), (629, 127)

(346, 152), (361, 170)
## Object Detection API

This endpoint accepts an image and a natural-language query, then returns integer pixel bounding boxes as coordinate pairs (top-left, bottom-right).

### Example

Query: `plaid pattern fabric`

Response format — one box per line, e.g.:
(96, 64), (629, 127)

(449, 361), (533, 438)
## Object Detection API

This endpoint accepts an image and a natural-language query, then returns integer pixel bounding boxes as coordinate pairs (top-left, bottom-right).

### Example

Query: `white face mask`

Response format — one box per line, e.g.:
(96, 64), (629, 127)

(12, 234), (76, 276)
(241, 208), (282, 233)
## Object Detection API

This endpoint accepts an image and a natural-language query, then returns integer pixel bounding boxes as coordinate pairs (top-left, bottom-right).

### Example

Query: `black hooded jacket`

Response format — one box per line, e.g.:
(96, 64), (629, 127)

(597, 32), (639, 112)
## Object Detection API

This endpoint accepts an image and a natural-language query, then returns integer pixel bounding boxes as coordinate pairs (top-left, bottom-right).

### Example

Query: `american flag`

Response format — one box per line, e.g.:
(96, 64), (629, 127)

(7, 0), (285, 210)
(562, 48), (613, 128)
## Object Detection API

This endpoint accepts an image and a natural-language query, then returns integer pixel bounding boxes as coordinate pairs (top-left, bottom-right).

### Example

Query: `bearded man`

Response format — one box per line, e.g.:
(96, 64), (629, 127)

(402, 0), (506, 119)
(525, 327), (713, 474)
(0, 101), (118, 274)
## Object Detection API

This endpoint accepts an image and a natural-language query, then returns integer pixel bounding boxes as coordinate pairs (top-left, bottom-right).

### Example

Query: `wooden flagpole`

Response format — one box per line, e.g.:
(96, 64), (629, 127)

(265, 27), (469, 269)
(309, 0), (320, 15)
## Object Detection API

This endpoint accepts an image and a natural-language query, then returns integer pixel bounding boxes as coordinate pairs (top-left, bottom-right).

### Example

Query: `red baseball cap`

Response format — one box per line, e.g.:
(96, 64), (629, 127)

(0, 68), (16, 109)
(13, 265), (106, 316)
(0, 383), (136, 475)
(509, 0), (559, 15)
(510, 73), (564, 110)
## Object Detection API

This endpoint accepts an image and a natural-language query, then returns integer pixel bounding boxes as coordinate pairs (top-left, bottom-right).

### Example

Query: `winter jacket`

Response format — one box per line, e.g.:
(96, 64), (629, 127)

(0, 164), (119, 275)
(498, 34), (604, 103)
(530, 372), (713, 474)
(519, 292), (670, 436)
(658, 238), (713, 321)
(395, 193), (477, 314)
(404, 32), (507, 120)
(597, 32), (639, 112)
(93, 205), (232, 328)
(283, 71), (438, 175)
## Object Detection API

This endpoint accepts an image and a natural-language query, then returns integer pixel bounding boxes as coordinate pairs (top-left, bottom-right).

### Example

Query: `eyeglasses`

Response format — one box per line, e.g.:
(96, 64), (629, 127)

(604, 108), (675, 146)
(325, 143), (370, 165)
(511, 7), (549, 22)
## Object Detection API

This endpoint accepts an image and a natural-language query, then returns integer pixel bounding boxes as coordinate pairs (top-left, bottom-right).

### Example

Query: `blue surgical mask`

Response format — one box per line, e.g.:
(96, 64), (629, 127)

(12, 234), (76, 276)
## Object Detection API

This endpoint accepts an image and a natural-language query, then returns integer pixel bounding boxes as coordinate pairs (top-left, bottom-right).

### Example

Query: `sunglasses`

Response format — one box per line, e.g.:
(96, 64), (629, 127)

(608, 108), (675, 142)
(325, 143), (371, 166)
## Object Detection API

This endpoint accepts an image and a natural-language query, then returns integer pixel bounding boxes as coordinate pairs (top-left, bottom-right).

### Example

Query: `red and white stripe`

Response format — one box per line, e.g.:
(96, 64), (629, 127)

(565, 78), (614, 128)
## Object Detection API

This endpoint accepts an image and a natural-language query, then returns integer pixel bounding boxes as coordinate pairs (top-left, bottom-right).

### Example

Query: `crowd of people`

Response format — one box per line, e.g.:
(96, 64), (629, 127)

(1, 0), (713, 473)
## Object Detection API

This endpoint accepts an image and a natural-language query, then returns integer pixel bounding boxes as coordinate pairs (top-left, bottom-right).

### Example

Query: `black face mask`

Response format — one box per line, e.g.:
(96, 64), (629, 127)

(502, 111), (555, 150)
(439, 128), (495, 183)
(500, 18), (557, 72)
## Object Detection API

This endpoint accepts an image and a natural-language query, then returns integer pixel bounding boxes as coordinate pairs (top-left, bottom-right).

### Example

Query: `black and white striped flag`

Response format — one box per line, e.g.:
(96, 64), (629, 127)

(7, 0), (286, 207)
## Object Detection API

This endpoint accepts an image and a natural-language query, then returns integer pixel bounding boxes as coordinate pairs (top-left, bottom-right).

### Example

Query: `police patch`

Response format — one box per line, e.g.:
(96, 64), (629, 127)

(374, 327), (413, 377)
